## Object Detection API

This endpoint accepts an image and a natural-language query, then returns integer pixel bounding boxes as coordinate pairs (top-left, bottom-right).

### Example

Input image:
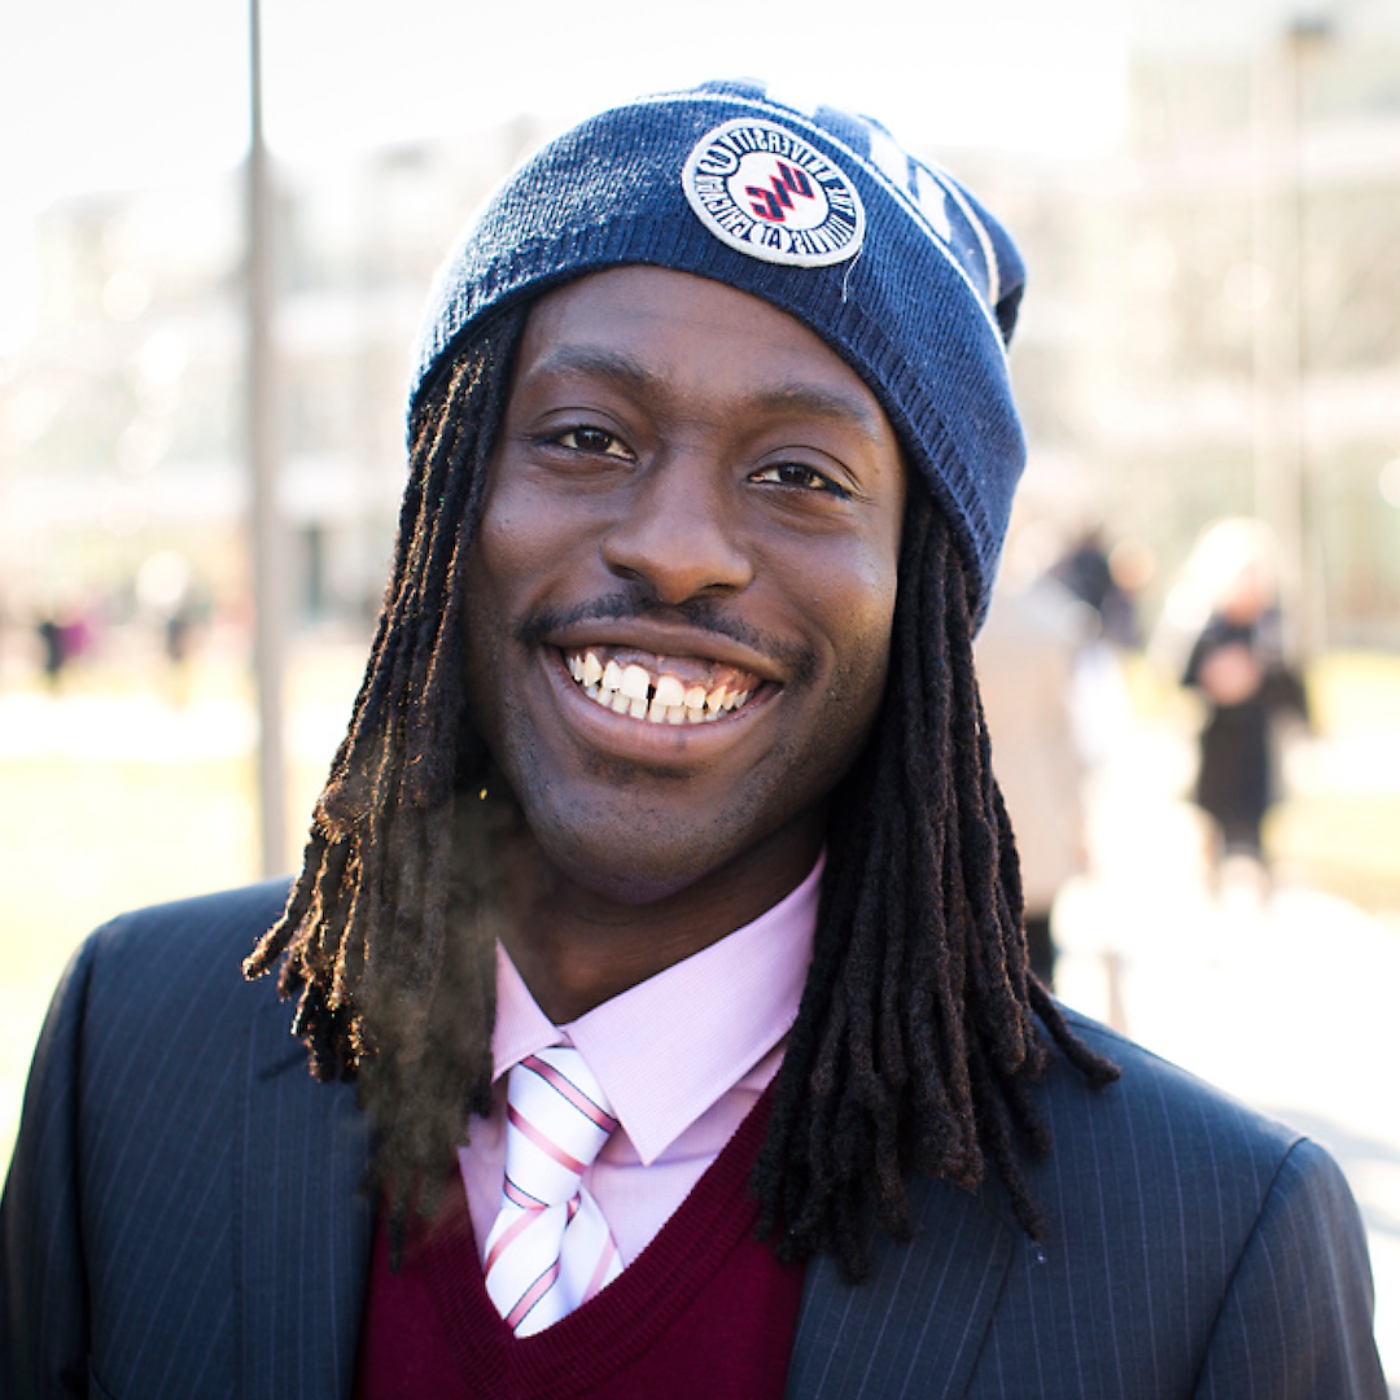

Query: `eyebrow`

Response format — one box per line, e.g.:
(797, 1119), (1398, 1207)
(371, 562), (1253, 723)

(524, 344), (890, 444)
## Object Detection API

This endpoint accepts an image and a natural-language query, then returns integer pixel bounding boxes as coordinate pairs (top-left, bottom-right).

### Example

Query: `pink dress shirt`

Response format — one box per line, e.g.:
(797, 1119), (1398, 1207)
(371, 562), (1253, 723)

(457, 857), (821, 1267)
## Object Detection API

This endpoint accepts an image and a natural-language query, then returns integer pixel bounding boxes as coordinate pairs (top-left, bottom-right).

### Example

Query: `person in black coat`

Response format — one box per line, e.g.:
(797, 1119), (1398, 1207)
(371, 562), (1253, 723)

(1183, 537), (1307, 865)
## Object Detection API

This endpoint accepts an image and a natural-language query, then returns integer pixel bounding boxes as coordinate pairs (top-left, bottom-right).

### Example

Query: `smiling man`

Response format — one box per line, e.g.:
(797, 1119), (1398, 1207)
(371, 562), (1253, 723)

(461, 269), (904, 981)
(1, 80), (1385, 1398)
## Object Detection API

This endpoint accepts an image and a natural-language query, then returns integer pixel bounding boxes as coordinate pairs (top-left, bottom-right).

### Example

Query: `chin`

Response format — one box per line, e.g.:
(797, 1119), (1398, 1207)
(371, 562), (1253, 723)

(530, 820), (734, 907)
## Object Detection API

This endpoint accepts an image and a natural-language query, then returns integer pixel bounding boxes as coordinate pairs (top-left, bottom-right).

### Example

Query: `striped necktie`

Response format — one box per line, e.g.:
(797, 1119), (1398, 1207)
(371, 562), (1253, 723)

(482, 1046), (623, 1336)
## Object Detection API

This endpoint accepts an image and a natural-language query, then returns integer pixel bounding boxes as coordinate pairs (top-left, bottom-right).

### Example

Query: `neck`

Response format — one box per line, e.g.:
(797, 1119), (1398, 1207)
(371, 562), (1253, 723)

(492, 819), (824, 1023)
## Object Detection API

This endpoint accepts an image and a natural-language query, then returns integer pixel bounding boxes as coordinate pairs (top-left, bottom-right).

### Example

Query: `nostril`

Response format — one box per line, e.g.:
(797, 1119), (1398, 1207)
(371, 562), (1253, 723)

(602, 525), (752, 602)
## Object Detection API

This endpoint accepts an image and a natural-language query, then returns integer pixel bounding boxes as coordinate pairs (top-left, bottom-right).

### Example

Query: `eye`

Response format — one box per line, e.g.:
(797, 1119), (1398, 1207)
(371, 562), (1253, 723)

(551, 424), (632, 458)
(750, 461), (851, 499)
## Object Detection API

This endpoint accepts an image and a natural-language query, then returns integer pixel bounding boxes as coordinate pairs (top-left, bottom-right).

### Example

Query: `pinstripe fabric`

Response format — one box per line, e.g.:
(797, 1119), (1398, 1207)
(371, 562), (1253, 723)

(785, 1012), (1385, 1398)
(239, 995), (373, 1399)
(786, 1172), (1015, 1399)
(2, 890), (1385, 1398)
(0, 882), (372, 1400)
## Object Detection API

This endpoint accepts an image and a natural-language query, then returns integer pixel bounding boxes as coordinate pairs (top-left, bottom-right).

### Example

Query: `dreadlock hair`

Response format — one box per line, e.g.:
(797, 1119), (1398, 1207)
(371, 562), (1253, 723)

(243, 302), (533, 1240)
(245, 298), (1118, 1277)
(751, 485), (1118, 1280)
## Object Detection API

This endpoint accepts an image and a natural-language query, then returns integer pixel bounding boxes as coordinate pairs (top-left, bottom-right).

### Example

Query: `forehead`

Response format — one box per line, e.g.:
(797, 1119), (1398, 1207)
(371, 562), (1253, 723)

(511, 266), (902, 453)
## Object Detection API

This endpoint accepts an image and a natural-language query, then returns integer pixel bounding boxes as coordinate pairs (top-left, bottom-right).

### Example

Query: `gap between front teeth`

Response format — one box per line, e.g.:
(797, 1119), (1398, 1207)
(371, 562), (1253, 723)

(566, 651), (751, 725)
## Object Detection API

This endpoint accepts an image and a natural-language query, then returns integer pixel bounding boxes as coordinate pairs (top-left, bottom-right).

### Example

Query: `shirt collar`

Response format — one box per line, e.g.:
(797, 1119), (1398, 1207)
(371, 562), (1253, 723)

(490, 855), (821, 1164)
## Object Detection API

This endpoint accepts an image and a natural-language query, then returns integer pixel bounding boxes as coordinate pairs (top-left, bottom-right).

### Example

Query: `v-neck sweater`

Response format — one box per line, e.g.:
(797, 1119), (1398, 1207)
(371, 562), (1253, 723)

(355, 1091), (806, 1399)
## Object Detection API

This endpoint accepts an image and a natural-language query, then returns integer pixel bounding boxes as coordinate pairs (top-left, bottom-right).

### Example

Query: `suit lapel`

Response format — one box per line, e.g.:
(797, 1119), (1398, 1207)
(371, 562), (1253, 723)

(786, 1175), (1015, 1400)
(238, 994), (374, 1400)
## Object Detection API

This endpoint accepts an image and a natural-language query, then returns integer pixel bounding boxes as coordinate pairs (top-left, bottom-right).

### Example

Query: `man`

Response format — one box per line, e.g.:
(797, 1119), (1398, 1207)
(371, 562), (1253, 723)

(1, 80), (1385, 1398)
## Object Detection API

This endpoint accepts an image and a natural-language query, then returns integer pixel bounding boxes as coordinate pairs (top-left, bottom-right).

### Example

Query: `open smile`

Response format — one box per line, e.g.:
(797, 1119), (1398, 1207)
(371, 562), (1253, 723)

(561, 646), (765, 725)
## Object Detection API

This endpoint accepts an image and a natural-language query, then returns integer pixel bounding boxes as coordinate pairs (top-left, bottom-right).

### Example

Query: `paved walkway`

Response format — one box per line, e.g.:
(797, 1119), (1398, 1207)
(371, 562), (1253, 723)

(1055, 725), (1400, 1390)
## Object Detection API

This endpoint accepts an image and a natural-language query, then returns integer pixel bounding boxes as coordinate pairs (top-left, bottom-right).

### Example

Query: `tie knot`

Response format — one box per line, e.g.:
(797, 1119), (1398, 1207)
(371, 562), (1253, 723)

(502, 1047), (619, 1209)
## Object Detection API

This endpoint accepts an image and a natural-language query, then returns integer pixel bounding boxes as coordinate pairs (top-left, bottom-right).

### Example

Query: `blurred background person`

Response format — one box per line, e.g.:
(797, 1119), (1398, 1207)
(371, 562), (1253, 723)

(1176, 518), (1309, 877)
(1049, 522), (1140, 649)
(32, 591), (98, 693)
(976, 537), (1098, 990)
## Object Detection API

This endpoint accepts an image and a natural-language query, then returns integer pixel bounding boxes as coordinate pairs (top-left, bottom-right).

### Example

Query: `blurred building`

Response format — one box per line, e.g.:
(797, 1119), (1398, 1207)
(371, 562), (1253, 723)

(0, 119), (544, 650)
(1, 23), (1399, 658)
(979, 16), (1400, 652)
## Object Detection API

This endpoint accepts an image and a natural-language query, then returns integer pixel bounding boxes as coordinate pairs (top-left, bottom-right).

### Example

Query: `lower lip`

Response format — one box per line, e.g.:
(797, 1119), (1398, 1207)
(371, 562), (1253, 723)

(540, 649), (774, 761)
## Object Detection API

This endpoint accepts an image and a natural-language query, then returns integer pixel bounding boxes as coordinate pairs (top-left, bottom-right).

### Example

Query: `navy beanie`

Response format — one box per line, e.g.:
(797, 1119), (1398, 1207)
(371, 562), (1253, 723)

(411, 78), (1028, 620)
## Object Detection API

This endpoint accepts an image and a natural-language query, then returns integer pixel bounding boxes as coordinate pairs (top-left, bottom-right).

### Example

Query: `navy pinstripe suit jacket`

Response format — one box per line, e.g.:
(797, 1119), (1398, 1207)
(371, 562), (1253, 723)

(1, 881), (1386, 1398)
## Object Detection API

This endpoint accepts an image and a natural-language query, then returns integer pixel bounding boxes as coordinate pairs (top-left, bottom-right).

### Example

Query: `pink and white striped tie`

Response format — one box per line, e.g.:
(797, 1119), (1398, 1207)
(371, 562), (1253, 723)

(482, 1046), (623, 1336)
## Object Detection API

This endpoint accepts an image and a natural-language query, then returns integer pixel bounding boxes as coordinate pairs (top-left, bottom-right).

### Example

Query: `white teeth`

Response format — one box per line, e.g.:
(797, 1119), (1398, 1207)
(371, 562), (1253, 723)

(654, 674), (685, 708)
(565, 650), (759, 725)
(620, 664), (650, 701)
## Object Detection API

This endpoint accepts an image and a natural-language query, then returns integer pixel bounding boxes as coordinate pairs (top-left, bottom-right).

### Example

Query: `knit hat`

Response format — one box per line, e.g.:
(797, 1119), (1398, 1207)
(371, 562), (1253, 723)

(412, 78), (1027, 620)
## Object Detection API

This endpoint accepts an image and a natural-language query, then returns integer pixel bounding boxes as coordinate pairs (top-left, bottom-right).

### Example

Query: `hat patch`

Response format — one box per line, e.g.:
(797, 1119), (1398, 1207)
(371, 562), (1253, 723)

(683, 118), (865, 268)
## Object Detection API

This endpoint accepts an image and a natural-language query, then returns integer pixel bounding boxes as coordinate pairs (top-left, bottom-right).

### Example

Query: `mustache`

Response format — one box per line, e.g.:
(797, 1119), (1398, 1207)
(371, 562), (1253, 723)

(515, 591), (817, 686)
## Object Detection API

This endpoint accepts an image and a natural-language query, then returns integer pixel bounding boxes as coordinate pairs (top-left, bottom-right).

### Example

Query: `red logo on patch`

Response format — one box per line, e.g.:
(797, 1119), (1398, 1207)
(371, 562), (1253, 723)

(745, 161), (817, 224)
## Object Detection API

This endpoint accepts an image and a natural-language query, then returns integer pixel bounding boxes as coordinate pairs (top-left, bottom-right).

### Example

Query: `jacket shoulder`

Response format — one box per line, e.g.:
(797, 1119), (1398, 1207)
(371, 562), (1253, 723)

(955, 1007), (1384, 1396)
(1051, 1005), (1303, 1160)
(35, 880), (292, 1059)
(1, 880), (304, 1399)
(87, 878), (294, 971)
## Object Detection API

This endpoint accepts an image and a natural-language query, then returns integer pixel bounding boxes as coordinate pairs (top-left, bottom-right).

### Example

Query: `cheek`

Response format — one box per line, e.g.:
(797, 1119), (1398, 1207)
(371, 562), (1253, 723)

(775, 540), (900, 771)
(463, 476), (579, 642)
(472, 483), (548, 587)
(459, 505), (526, 742)
(836, 547), (901, 727)
(809, 537), (901, 679)
(458, 562), (501, 749)
(832, 602), (896, 722)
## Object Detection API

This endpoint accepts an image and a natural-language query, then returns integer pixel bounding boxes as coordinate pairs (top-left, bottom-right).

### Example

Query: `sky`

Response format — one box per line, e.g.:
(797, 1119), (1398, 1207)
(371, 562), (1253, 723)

(4, 0), (1390, 348)
(0, 0), (1136, 205)
(0, 0), (1143, 351)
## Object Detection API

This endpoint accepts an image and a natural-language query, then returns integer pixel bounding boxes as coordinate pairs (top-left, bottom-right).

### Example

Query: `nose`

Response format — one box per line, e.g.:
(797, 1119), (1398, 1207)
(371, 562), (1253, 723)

(601, 456), (754, 604)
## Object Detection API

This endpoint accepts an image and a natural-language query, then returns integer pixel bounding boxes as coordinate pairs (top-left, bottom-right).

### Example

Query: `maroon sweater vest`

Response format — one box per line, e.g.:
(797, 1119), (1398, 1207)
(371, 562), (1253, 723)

(355, 1091), (806, 1399)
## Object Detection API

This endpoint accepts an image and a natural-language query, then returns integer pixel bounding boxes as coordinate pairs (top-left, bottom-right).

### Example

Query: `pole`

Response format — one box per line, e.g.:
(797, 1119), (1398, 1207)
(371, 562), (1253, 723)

(247, 0), (288, 875)
(1290, 16), (1331, 661)
(1250, 21), (1327, 667)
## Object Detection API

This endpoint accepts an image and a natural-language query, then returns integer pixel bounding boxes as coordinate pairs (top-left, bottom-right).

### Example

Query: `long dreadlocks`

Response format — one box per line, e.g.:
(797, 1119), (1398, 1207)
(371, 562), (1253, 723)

(244, 300), (1118, 1277)
(243, 306), (530, 1232)
(754, 485), (1118, 1279)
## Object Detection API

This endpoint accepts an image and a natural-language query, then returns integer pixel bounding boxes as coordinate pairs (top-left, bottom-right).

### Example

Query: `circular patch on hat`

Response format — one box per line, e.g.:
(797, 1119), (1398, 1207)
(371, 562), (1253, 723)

(682, 118), (865, 268)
